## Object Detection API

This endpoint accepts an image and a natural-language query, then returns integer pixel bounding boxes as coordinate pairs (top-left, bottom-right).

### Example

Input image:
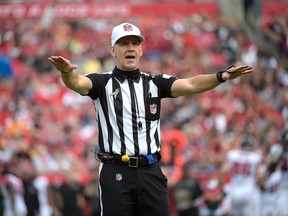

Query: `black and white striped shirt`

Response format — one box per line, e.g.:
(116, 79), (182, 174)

(86, 67), (176, 156)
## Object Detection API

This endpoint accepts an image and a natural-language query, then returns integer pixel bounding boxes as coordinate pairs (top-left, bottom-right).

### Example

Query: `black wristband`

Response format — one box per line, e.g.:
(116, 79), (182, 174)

(216, 65), (236, 83)
(216, 71), (226, 83)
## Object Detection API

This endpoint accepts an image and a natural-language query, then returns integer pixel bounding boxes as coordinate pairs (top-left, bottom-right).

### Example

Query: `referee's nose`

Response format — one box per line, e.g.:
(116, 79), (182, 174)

(127, 42), (137, 49)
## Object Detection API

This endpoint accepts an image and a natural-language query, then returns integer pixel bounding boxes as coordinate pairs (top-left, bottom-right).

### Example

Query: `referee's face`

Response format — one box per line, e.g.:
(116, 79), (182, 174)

(110, 36), (143, 71)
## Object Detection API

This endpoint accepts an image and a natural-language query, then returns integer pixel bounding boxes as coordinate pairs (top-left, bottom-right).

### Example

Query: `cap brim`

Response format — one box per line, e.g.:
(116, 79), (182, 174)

(113, 35), (145, 46)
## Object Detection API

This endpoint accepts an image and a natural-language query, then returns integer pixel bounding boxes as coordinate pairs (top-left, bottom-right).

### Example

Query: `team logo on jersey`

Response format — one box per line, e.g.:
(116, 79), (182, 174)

(116, 173), (122, 181)
(150, 103), (157, 114)
(110, 88), (119, 99)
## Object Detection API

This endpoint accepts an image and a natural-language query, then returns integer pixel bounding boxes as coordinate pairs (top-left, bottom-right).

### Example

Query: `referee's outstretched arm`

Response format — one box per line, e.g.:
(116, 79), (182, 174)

(171, 64), (253, 97)
(48, 55), (92, 95)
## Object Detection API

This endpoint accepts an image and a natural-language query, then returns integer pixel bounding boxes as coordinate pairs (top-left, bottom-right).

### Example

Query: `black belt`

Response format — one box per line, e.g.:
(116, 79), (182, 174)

(98, 152), (161, 168)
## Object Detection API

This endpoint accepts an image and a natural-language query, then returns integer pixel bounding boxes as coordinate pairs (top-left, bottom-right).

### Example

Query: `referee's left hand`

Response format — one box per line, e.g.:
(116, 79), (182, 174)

(222, 65), (253, 81)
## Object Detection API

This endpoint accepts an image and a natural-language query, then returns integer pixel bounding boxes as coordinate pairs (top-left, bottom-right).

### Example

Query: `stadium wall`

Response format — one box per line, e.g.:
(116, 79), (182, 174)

(0, 2), (287, 19)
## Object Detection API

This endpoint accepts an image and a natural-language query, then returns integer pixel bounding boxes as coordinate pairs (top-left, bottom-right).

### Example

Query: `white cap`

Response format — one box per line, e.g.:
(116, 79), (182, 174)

(111, 23), (145, 46)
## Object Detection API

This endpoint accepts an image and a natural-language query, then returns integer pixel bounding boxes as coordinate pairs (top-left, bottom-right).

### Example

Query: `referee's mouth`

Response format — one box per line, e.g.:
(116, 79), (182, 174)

(125, 55), (136, 59)
(125, 55), (136, 64)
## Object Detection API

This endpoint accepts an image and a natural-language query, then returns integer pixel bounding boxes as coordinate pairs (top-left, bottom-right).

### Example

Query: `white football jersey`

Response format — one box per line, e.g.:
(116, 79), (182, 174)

(262, 169), (281, 201)
(2, 174), (27, 216)
(227, 149), (262, 186)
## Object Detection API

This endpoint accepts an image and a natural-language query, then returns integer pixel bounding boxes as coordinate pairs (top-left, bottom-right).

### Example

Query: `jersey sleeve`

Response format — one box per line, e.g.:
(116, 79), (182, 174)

(153, 74), (177, 98)
(85, 73), (107, 100)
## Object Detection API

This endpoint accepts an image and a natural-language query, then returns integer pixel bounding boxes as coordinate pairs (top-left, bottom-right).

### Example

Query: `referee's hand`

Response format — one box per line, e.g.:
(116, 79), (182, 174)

(48, 56), (78, 73)
(222, 65), (253, 81)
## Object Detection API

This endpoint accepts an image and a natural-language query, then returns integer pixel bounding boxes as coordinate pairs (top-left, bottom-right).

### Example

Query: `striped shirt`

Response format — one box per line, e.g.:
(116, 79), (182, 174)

(86, 67), (176, 156)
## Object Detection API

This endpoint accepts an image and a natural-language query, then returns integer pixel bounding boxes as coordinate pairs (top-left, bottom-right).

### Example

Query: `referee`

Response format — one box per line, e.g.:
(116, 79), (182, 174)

(49, 22), (253, 216)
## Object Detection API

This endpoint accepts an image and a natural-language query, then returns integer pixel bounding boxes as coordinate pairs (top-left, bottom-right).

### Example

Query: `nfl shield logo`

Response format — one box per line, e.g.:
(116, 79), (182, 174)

(150, 104), (157, 114)
(116, 173), (122, 181)
(123, 24), (133, 32)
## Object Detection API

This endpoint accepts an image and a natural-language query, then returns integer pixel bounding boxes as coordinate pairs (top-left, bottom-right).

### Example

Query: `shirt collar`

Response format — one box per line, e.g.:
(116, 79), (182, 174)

(113, 67), (141, 83)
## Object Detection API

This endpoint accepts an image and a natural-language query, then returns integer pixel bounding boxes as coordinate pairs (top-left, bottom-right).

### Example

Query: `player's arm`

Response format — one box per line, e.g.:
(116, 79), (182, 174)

(171, 65), (253, 97)
(256, 164), (266, 190)
(48, 56), (92, 95)
(266, 143), (283, 173)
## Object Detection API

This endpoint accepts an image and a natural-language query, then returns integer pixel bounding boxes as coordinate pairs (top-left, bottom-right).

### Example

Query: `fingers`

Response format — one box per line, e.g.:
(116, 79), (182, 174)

(227, 65), (253, 74)
(239, 65), (253, 74)
(57, 56), (69, 63)
(239, 65), (253, 71)
(48, 56), (62, 66)
(71, 65), (78, 70)
(222, 65), (253, 80)
(48, 55), (78, 72)
(48, 56), (68, 64)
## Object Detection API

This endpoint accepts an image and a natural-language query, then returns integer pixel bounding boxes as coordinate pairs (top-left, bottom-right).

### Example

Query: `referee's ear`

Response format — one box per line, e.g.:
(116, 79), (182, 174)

(110, 46), (116, 57)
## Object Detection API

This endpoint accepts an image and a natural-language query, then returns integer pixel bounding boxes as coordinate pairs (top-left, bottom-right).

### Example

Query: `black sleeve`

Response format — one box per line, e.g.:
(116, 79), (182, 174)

(86, 73), (108, 100)
(152, 74), (177, 98)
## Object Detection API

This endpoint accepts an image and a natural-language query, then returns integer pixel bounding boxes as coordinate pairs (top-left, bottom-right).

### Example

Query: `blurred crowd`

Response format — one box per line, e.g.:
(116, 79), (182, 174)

(0, 1), (288, 215)
(0, 0), (217, 3)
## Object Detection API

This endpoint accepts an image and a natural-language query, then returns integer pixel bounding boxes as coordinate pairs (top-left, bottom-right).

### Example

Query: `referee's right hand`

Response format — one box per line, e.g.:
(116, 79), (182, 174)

(48, 55), (78, 73)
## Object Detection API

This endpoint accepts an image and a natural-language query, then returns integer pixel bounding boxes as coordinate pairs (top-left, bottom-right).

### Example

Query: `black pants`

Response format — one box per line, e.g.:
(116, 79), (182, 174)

(98, 162), (170, 216)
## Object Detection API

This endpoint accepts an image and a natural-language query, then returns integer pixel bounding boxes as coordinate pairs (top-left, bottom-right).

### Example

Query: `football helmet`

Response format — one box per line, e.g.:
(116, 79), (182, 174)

(240, 136), (255, 150)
